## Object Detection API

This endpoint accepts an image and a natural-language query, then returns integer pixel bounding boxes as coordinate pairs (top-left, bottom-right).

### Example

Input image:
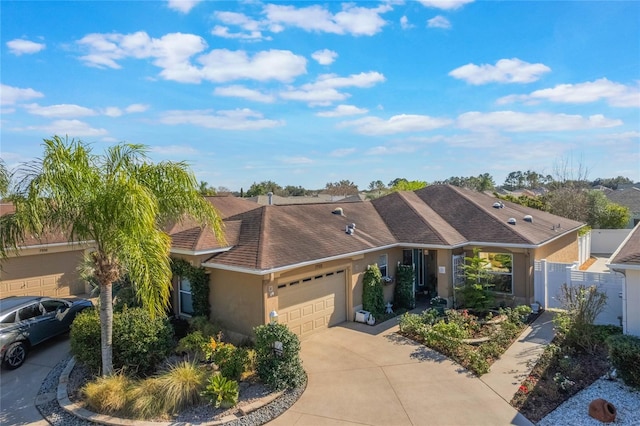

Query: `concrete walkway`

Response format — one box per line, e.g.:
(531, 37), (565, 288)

(268, 317), (535, 426)
(481, 310), (556, 402)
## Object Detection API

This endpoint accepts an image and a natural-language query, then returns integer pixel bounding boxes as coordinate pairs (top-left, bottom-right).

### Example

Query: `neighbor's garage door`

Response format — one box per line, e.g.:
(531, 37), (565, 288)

(278, 269), (347, 338)
(0, 250), (85, 298)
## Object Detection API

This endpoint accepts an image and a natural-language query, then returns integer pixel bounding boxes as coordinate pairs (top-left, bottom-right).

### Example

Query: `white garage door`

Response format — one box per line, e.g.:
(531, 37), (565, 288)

(278, 269), (347, 338)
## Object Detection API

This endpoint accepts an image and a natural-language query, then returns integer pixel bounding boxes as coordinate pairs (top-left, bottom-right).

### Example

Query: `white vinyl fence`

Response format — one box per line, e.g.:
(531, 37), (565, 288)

(534, 260), (624, 326)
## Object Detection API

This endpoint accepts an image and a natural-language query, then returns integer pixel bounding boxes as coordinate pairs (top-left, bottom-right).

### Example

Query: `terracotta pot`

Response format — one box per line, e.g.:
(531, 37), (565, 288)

(588, 398), (616, 423)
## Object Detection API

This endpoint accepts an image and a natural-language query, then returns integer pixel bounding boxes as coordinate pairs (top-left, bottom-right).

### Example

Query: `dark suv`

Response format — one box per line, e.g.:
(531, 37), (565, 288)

(0, 296), (93, 369)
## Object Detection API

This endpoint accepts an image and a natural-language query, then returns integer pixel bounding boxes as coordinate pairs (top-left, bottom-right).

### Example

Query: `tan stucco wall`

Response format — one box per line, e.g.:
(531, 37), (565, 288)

(208, 269), (263, 338)
(534, 232), (580, 263)
(0, 245), (89, 297)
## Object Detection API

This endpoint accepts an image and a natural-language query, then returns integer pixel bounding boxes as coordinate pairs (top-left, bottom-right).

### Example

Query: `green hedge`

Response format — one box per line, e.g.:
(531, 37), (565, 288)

(394, 264), (415, 309)
(70, 307), (174, 376)
(254, 323), (305, 391)
(362, 264), (384, 319)
(606, 334), (640, 388)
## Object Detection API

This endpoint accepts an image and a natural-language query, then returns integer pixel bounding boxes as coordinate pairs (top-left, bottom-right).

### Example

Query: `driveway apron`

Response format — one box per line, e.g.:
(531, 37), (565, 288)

(269, 322), (533, 426)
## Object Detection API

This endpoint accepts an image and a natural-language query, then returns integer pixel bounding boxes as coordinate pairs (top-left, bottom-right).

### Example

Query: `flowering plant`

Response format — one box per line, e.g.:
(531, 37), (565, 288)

(430, 296), (447, 305)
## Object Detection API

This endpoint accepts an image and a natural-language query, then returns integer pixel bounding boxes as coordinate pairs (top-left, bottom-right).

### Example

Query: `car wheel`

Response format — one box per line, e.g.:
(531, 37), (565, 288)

(3, 342), (28, 369)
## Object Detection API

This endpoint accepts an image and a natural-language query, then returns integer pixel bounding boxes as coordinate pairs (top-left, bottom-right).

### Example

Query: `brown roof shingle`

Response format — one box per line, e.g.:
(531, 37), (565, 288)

(610, 224), (640, 266)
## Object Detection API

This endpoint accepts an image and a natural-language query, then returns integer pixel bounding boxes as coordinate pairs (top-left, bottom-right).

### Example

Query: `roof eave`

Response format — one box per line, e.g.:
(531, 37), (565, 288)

(170, 246), (233, 257)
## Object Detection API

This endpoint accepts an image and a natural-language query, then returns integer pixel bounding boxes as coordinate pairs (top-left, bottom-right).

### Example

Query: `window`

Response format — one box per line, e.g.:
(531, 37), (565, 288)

(18, 303), (43, 321)
(378, 254), (388, 277)
(41, 300), (67, 313)
(480, 252), (513, 294)
(179, 277), (194, 316)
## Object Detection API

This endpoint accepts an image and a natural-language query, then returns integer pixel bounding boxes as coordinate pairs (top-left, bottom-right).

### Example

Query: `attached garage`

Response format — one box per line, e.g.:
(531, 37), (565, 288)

(278, 269), (347, 338)
(0, 250), (86, 298)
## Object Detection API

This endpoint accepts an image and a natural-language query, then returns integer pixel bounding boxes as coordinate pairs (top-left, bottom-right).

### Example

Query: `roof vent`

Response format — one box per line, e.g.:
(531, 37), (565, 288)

(332, 207), (344, 216)
(523, 215), (533, 223)
(345, 223), (356, 235)
(507, 218), (516, 225)
(493, 201), (504, 209)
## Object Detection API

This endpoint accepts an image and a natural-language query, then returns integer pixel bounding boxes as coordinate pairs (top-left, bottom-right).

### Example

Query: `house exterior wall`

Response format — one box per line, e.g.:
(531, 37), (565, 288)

(350, 248), (403, 316)
(208, 269), (263, 338)
(533, 232), (579, 263)
(624, 269), (640, 337)
(0, 245), (88, 297)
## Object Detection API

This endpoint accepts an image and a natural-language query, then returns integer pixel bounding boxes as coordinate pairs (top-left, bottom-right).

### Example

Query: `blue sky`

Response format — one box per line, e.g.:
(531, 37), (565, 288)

(1, 0), (639, 191)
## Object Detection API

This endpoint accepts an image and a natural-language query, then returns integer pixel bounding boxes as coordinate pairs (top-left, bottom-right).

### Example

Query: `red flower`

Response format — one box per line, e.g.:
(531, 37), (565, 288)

(519, 385), (529, 394)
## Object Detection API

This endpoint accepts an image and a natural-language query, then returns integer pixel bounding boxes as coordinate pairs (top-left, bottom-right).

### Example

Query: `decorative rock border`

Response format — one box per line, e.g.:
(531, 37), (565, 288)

(39, 356), (305, 426)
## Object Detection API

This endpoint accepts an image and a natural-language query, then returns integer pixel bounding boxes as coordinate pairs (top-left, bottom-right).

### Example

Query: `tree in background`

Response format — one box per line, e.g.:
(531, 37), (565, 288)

(435, 174), (495, 192)
(283, 185), (310, 196)
(324, 180), (359, 197)
(592, 176), (633, 190)
(390, 179), (427, 192)
(198, 181), (217, 196)
(246, 180), (283, 197)
(0, 136), (224, 375)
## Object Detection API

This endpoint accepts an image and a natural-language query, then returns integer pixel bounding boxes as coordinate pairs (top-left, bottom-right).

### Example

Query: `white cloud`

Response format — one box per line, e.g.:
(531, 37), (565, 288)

(400, 16), (413, 30)
(366, 145), (419, 155)
(457, 111), (622, 132)
(449, 58), (551, 85)
(279, 156), (313, 165)
(214, 85), (276, 103)
(263, 3), (391, 36)
(24, 103), (96, 118)
(330, 148), (357, 157)
(7, 39), (46, 55)
(198, 49), (307, 83)
(125, 104), (149, 113)
(498, 78), (640, 108)
(280, 71), (385, 106)
(428, 16), (451, 29)
(312, 49), (338, 65)
(418, 0), (474, 10)
(1, 84), (44, 105)
(316, 105), (368, 117)
(159, 108), (284, 130)
(103, 107), (123, 117)
(167, 0), (202, 14)
(26, 119), (108, 136)
(340, 114), (453, 135)
(77, 32), (307, 84)
(211, 26), (267, 41)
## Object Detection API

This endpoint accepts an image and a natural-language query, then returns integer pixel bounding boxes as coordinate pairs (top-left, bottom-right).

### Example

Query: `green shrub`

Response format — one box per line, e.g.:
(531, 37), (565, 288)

(70, 307), (174, 376)
(465, 350), (490, 375)
(254, 323), (305, 391)
(218, 345), (249, 381)
(188, 316), (220, 338)
(362, 264), (385, 319)
(176, 331), (208, 360)
(394, 264), (415, 309)
(607, 334), (640, 389)
(507, 305), (533, 325)
(423, 321), (466, 354)
(398, 313), (426, 337)
(201, 374), (239, 408)
(113, 286), (141, 311)
(457, 249), (494, 312)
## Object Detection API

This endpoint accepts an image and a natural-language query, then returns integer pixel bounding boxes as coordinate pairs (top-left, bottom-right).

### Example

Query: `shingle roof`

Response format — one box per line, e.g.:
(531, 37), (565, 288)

(610, 224), (640, 266)
(207, 202), (396, 270)
(606, 187), (640, 214)
(371, 191), (465, 246)
(413, 185), (583, 245)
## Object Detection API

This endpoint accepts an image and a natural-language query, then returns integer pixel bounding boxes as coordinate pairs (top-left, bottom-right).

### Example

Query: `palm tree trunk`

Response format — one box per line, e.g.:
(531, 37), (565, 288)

(99, 281), (114, 376)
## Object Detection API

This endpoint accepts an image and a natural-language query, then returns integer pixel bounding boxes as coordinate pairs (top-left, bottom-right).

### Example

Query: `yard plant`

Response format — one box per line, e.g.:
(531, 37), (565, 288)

(0, 136), (224, 375)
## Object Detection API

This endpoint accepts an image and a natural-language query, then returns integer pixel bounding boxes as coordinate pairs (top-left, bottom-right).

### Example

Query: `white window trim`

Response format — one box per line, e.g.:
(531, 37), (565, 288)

(178, 276), (194, 317)
(378, 253), (388, 278)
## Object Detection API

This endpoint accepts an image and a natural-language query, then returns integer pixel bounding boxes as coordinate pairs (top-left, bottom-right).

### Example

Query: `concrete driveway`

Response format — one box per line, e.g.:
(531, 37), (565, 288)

(269, 321), (532, 426)
(0, 333), (70, 426)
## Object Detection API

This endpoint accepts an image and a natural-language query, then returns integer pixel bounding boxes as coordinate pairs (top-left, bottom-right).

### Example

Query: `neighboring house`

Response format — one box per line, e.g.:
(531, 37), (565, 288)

(168, 185), (584, 341)
(248, 193), (365, 205)
(605, 187), (640, 228)
(0, 203), (91, 298)
(608, 223), (640, 337)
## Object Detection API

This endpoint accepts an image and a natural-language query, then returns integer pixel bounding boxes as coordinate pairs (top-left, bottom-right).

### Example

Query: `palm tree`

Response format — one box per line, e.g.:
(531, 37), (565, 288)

(0, 136), (224, 375)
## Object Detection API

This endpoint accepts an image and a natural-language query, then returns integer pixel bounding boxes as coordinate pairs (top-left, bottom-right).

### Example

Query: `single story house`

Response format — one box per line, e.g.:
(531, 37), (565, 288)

(608, 223), (640, 337)
(167, 185), (584, 340)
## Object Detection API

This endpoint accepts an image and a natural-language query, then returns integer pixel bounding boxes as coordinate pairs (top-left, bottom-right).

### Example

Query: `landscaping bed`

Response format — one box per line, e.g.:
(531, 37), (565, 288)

(398, 305), (534, 376)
